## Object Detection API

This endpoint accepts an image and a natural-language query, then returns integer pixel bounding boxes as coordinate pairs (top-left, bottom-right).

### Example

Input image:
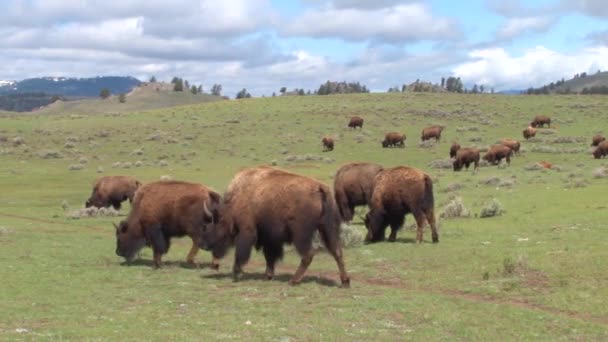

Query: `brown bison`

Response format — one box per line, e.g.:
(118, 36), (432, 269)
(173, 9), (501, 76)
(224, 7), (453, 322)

(334, 162), (383, 222)
(365, 166), (438, 243)
(322, 136), (334, 151)
(348, 116), (363, 129)
(501, 138), (521, 154)
(85, 176), (141, 210)
(382, 132), (405, 148)
(593, 140), (608, 159)
(483, 144), (513, 165)
(453, 148), (480, 171)
(530, 115), (551, 128)
(449, 142), (461, 158)
(200, 166), (350, 287)
(591, 134), (606, 147)
(523, 126), (537, 140)
(114, 181), (221, 268)
(421, 126), (444, 142)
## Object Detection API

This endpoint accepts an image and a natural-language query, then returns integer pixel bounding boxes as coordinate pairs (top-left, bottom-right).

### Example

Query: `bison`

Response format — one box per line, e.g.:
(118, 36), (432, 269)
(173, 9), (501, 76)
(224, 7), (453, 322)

(449, 142), (461, 158)
(200, 166), (350, 287)
(382, 132), (405, 148)
(114, 181), (221, 268)
(501, 138), (521, 154)
(523, 126), (537, 140)
(348, 116), (364, 129)
(530, 115), (551, 128)
(593, 140), (608, 159)
(85, 176), (141, 210)
(483, 144), (513, 166)
(364, 166), (438, 244)
(453, 148), (480, 171)
(591, 134), (606, 147)
(333, 162), (383, 222)
(421, 126), (444, 142)
(322, 136), (334, 151)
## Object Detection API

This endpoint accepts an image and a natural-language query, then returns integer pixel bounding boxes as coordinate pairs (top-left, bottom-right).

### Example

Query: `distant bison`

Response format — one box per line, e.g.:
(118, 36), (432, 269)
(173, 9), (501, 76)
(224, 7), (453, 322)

(85, 176), (141, 210)
(334, 162), (383, 222)
(114, 181), (221, 268)
(501, 138), (521, 154)
(200, 166), (350, 287)
(382, 132), (405, 148)
(421, 126), (444, 142)
(523, 126), (537, 140)
(591, 134), (606, 147)
(322, 136), (334, 151)
(453, 148), (480, 171)
(593, 140), (608, 159)
(365, 166), (438, 244)
(530, 115), (551, 128)
(483, 144), (513, 165)
(348, 116), (364, 129)
(449, 142), (461, 158)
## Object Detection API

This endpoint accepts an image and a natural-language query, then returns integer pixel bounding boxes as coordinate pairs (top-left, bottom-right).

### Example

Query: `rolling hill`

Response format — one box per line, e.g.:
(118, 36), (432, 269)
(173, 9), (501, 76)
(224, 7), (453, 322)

(0, 76), (141, 97)
(528, 71), (608, 94)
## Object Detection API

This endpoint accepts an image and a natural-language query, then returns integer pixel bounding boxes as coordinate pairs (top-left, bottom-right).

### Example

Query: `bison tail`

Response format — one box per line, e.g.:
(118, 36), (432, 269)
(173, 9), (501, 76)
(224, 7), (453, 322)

(318, 186), (342, 251)
(423, 174), (435, 211)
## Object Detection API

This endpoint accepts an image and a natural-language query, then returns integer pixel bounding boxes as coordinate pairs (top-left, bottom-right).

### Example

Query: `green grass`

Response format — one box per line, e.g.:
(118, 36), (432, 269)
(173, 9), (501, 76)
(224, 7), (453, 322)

(2, 92), (608, 340)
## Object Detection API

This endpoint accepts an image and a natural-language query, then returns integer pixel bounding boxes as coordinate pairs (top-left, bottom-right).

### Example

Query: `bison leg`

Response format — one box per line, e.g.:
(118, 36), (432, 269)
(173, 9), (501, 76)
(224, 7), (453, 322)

(425, 209), (439, 243)
(318, 224), (350, 287)
(412, 211), (427, 244)
(145, 224), (168, 268)
(388, 215), (404, 242)
(289, 250), (314, 286)
(111, 201), (122, 210)
(186, 240), (199, 265)
(233, 233), (255, 282)
(262, 242), (284, 280)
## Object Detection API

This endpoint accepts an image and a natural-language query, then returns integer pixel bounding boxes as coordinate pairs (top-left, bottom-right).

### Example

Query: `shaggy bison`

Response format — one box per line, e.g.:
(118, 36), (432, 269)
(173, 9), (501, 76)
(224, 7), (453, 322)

(382, 132), (405, 148)
(593, 140), (608, 159)
(348, 116), (364, 129)
(449, 142), (461, 158)
(523, 126), (537, 140)
(322, 136), (334, 151)
(591, 134), (606, 147)
(85, 176), (141, 210)
(483, 144), (513, 165)
(421, 126), (444, 142)
(333, 162), (383, 222)
(365, 166), (438, 244)
(531, 115), (551, 128)
(200, 166), (350, 287)
(453, 148), (480, 171)
(114, 181), (221, 268)
(501, 139), (521, 154)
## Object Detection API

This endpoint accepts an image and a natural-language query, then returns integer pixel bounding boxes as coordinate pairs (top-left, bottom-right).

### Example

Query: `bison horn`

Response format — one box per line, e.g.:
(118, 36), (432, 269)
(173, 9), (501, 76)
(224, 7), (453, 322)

(203, 202), (214, 223)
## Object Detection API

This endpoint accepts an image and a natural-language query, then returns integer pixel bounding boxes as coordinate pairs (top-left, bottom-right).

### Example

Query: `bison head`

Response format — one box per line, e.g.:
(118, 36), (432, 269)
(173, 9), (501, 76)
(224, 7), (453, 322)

(114, 220), (145, 263)
(199, 203), (233, 259)
(364, 209), (388, 243)
(381, 140), (389, 148)
(453, 159), (463, 171)
(593, 148), (603, 159)
(85, 194), (102, 208)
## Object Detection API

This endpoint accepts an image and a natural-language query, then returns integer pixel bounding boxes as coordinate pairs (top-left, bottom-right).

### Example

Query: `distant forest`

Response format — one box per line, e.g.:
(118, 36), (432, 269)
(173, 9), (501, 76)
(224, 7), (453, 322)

(0, 93), (61, 112)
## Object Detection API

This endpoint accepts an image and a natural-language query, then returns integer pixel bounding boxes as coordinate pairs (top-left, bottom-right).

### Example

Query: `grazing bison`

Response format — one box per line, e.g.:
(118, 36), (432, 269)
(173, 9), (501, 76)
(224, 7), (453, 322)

(501, 138), (521, 154)
(365, 166), (438, 244)
(453, 148), (480, 171)
(114, 181), (221, 268)
(421, 126), (444, 142)
(523, 126), (537, 140)
(85, 176), (141, 210)
(593, 140), (608, 159)
(322, 136), (334, 151)
(382, 132), (405, 148)
(591, 134), (606, 147)
(334, 162), (383, 222)
(348, 116), (364, 129)
(530, 115), (551, 128)
(483, 144), (513, 166)
(200, 166), (350, 287)
(449, 142), (461, 158)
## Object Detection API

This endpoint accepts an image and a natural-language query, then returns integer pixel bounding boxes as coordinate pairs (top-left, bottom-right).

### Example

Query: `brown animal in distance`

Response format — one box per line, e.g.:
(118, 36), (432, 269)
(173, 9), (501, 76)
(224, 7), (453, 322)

(453, 148), (480, 171)
(348, 116), (364, 129)
(200, 166), (350, 287)
(593, 140), (608, 159)
(421, 126), (444, 142)
(114, 181), (221, 268)
(382, 132), (405, 148)
(449, 142), (461, 158)
(591, 134), (606, 146)
(501, 138), (521, 154)
(85, 175), (141, 210)
(483, 144), (513, 166)
(523, 126), (537, 140)
(322, 136), (334, 151)
(530, 115), (551, 128)
(333, 162), (383, 222)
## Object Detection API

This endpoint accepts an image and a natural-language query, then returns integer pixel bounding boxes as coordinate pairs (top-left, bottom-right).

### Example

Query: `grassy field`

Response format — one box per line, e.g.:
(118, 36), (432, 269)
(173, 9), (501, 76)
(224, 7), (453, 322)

(1, 92), (608, 340)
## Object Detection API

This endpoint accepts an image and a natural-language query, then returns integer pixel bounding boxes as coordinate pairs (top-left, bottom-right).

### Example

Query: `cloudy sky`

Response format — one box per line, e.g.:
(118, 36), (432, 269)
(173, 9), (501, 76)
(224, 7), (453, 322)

(1, 0), (608, 96)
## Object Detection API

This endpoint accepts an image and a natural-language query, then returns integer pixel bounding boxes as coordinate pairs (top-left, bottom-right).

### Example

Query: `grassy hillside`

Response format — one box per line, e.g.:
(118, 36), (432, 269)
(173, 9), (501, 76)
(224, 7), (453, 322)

(554, 71), (608, 93)
(36, 82), (223, 115)
(1, 93), (608, 340)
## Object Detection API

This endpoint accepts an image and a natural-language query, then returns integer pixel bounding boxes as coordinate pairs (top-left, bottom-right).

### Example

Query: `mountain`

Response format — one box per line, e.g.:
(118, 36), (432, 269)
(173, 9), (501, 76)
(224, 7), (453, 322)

(527, 71), (608, 94)
(497, 89), (524, 95)
(0, 76), (141, 97)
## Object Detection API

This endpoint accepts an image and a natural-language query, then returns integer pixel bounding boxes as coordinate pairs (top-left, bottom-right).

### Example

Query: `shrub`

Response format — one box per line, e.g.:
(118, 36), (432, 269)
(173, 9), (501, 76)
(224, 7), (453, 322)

(592, 167), (608, 178)
(418, 140), (436, 148)
(312, 223), (365, 249)
(479, 199), (504, 218)
(135, 161), (144, 167)
(442, 182), (464, 193)
(440, 196), (471, 219)
(38, 150), (63, 159)
(523, 163), (544, 171)
(159, 160), (169, 167)
(67, 207), (120, 219)
(78, 157), (88, 164)
(480, 176), (500, 186)
(428, 158), (453, 169)
(13, 136), (25, 146)
(68, 164), (84, 171)
(64, 142), (75, 149)
(96, 166), (104, 173)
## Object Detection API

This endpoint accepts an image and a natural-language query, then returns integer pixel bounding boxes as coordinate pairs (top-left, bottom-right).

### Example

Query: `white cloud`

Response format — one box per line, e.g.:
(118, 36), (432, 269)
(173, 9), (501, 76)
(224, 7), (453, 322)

(496, 16), (555, 40)
(303, 0), (418, 9)
(453, 46), (608, 89)
(563, 0), (608, 18)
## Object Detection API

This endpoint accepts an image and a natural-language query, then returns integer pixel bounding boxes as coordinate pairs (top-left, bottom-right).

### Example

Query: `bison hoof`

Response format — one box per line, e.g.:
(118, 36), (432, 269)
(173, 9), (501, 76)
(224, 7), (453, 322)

(341, 278), (351, 289)
(210, 263), (220, 271)
(288, 279), (299, 286)
(432, 237), (439, 243)
(388, 236), (396, 242)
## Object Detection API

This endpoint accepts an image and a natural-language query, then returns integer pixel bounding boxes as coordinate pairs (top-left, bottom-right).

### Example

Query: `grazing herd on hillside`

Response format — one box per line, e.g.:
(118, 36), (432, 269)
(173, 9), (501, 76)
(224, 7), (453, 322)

(84, 113), (606, 287)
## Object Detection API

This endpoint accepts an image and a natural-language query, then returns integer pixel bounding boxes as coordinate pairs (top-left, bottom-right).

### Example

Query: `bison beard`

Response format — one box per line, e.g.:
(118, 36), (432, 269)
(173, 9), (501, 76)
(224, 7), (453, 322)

(200, 166), (350, 287)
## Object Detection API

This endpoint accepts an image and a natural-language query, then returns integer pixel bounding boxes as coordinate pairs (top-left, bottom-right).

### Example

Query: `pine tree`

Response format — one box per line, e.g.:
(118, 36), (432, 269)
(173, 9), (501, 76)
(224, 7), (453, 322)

(118, 93), (126, 103)
(99, 88), (111, 99)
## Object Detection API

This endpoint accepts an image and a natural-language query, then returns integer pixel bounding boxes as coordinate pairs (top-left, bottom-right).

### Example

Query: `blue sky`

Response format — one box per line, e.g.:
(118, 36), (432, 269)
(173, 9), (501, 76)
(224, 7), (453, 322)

(0, 0), (607, 96)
